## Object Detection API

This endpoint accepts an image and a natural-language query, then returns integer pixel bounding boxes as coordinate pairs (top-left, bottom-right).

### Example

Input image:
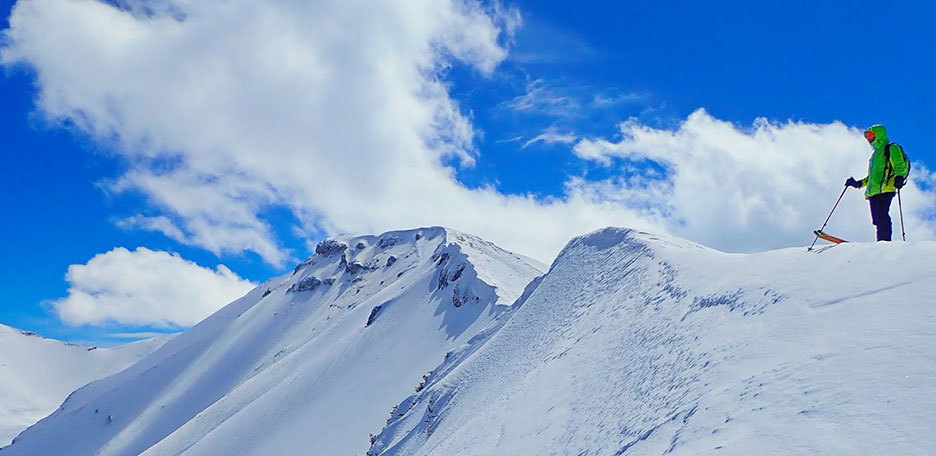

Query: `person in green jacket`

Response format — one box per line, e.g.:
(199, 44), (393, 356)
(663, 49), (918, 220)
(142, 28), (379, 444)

(845, 124), (909, 241)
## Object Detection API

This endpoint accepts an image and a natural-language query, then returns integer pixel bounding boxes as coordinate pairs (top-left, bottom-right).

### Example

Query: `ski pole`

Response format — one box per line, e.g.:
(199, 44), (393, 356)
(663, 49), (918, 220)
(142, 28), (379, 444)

(897, 188), (906, 241)
(808, 185), (848, 251)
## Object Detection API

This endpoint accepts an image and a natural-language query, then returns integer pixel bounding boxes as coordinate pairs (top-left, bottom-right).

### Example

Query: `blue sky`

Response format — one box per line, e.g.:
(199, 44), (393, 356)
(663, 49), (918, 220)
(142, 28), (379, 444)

(2, 0), (934, 343)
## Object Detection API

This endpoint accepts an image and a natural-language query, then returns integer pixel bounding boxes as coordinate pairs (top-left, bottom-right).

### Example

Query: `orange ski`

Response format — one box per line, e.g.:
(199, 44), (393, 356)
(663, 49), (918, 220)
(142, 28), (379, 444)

(814, 230), (847, 244)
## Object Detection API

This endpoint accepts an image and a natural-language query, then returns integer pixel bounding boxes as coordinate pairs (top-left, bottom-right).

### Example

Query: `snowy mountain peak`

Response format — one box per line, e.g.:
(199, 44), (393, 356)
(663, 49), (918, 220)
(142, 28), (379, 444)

(2, 227), (543, 456)
(292, 226), (545, 308)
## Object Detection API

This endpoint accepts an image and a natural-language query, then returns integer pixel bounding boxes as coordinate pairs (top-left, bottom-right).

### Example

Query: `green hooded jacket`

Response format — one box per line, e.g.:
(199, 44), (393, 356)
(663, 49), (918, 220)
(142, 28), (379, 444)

(860, 124), (909, 199)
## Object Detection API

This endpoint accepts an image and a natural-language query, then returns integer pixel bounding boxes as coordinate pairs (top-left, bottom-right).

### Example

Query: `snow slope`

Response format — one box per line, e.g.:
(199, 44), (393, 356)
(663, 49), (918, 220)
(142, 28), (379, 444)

(0, 325), (168, 445)
(369, 228), (936, 455)
(0, 227), (543, 456)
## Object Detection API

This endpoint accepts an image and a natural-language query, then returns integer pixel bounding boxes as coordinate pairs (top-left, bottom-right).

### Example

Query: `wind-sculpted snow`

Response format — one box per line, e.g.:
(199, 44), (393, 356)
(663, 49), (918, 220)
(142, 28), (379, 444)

(368, 228), (936, 455)
(0, 227), (543, 456)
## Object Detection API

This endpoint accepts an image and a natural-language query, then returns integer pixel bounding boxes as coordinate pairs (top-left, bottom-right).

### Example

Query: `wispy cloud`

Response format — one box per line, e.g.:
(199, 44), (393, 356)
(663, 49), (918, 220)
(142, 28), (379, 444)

(592, 91), (650, 107)
(501, 79), (580, 117)
(522, 127), (577, 148)
(508, 17), (600, 65)
(500, 78), (651, 121)
(116, 215), (186, 243)
(496, 136), (524, 144)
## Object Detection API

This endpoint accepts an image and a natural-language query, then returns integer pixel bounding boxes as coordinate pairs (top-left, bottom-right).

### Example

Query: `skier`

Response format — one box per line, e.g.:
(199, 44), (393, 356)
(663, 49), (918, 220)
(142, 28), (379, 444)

(845, 124), (909, 241)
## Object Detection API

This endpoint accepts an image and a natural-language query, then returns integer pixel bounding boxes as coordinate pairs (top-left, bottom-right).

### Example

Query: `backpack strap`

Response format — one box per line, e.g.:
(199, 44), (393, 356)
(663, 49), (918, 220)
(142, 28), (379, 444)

(882, 142), (894, 185)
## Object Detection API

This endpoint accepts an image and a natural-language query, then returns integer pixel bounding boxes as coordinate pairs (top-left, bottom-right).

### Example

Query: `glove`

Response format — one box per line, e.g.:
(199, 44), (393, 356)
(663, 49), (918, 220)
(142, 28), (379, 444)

(845, 177), (861, 188)
(894, 176), (906, 189)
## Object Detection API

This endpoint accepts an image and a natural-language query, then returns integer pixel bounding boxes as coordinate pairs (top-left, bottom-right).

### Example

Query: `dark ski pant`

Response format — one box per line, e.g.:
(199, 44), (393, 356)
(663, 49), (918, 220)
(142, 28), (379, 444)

(869, 192), (895, 241)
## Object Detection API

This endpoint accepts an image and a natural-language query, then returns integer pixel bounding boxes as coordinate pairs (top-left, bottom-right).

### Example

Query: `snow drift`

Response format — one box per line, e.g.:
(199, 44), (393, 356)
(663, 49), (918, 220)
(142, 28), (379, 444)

(0, 227), (543, 456)
(368, 228), (936, 455)
(0, 325), (167, 445)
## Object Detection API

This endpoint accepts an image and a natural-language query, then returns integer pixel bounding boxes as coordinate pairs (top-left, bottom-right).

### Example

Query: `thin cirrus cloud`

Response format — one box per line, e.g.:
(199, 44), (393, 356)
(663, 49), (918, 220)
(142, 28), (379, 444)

(4, 0), (931, 274)
(522, 127), (577, 149)
(51, 247), (256, 328)
(500, 78), (582, 118)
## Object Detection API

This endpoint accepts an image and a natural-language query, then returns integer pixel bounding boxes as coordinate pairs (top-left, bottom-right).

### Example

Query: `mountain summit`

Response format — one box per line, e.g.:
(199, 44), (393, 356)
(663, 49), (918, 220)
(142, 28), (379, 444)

(2, 227), (543, 456)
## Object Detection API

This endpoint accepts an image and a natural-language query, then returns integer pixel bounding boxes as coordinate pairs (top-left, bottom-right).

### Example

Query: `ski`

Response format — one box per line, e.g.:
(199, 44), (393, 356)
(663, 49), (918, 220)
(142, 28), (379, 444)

(813, 230), (847, 244)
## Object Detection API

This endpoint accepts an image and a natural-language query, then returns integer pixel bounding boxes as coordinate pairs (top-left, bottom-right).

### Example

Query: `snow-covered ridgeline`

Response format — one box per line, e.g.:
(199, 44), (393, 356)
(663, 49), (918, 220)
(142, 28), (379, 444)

(368, 228), (936, 455)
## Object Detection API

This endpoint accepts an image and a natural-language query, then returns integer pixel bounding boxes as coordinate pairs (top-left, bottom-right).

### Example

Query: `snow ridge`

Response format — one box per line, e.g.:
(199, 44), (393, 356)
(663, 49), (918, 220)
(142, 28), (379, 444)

(367, 227), (936, 455)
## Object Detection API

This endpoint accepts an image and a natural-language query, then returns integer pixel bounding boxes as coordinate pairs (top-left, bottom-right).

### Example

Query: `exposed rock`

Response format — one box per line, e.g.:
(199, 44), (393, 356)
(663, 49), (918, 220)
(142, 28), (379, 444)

(286, 277), (322, 294)
(437, 262), (466, 290)
(415, 371), (432, 393)
(450, 264), (466, 282)
(347, 261), (379, 275)
(315, 239), (347, 256)
(377, 236), (398, 249)
(452, 285), (479, 308)
(365, 305), (383, 327)
(386, 256), (397, 268)
(431, 252), (450, 265)
(437, 272), (449, 290)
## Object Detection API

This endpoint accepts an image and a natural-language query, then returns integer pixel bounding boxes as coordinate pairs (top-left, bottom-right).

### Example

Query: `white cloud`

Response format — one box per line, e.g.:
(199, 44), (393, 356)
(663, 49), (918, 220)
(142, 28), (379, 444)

(52, 247), (256, 327)
(573, 109), (936, 251)
(522, 127), (577, 148)
(1, 0), (662, 264)
(4, 0), (931, 267)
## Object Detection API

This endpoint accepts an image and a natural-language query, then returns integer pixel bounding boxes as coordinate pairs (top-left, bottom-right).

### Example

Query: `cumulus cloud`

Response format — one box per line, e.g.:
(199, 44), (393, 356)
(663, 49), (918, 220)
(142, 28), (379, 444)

(52, 247), (256, 327)
(3, 0), (931, 267)
(573, 109), (936, 251)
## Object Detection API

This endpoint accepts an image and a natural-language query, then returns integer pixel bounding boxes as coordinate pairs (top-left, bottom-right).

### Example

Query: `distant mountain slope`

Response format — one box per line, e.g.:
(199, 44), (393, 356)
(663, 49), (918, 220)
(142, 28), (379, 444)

(0, 325), (169, 445)
(1, 227), (543, 456)
(369, 228), (936, 455)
